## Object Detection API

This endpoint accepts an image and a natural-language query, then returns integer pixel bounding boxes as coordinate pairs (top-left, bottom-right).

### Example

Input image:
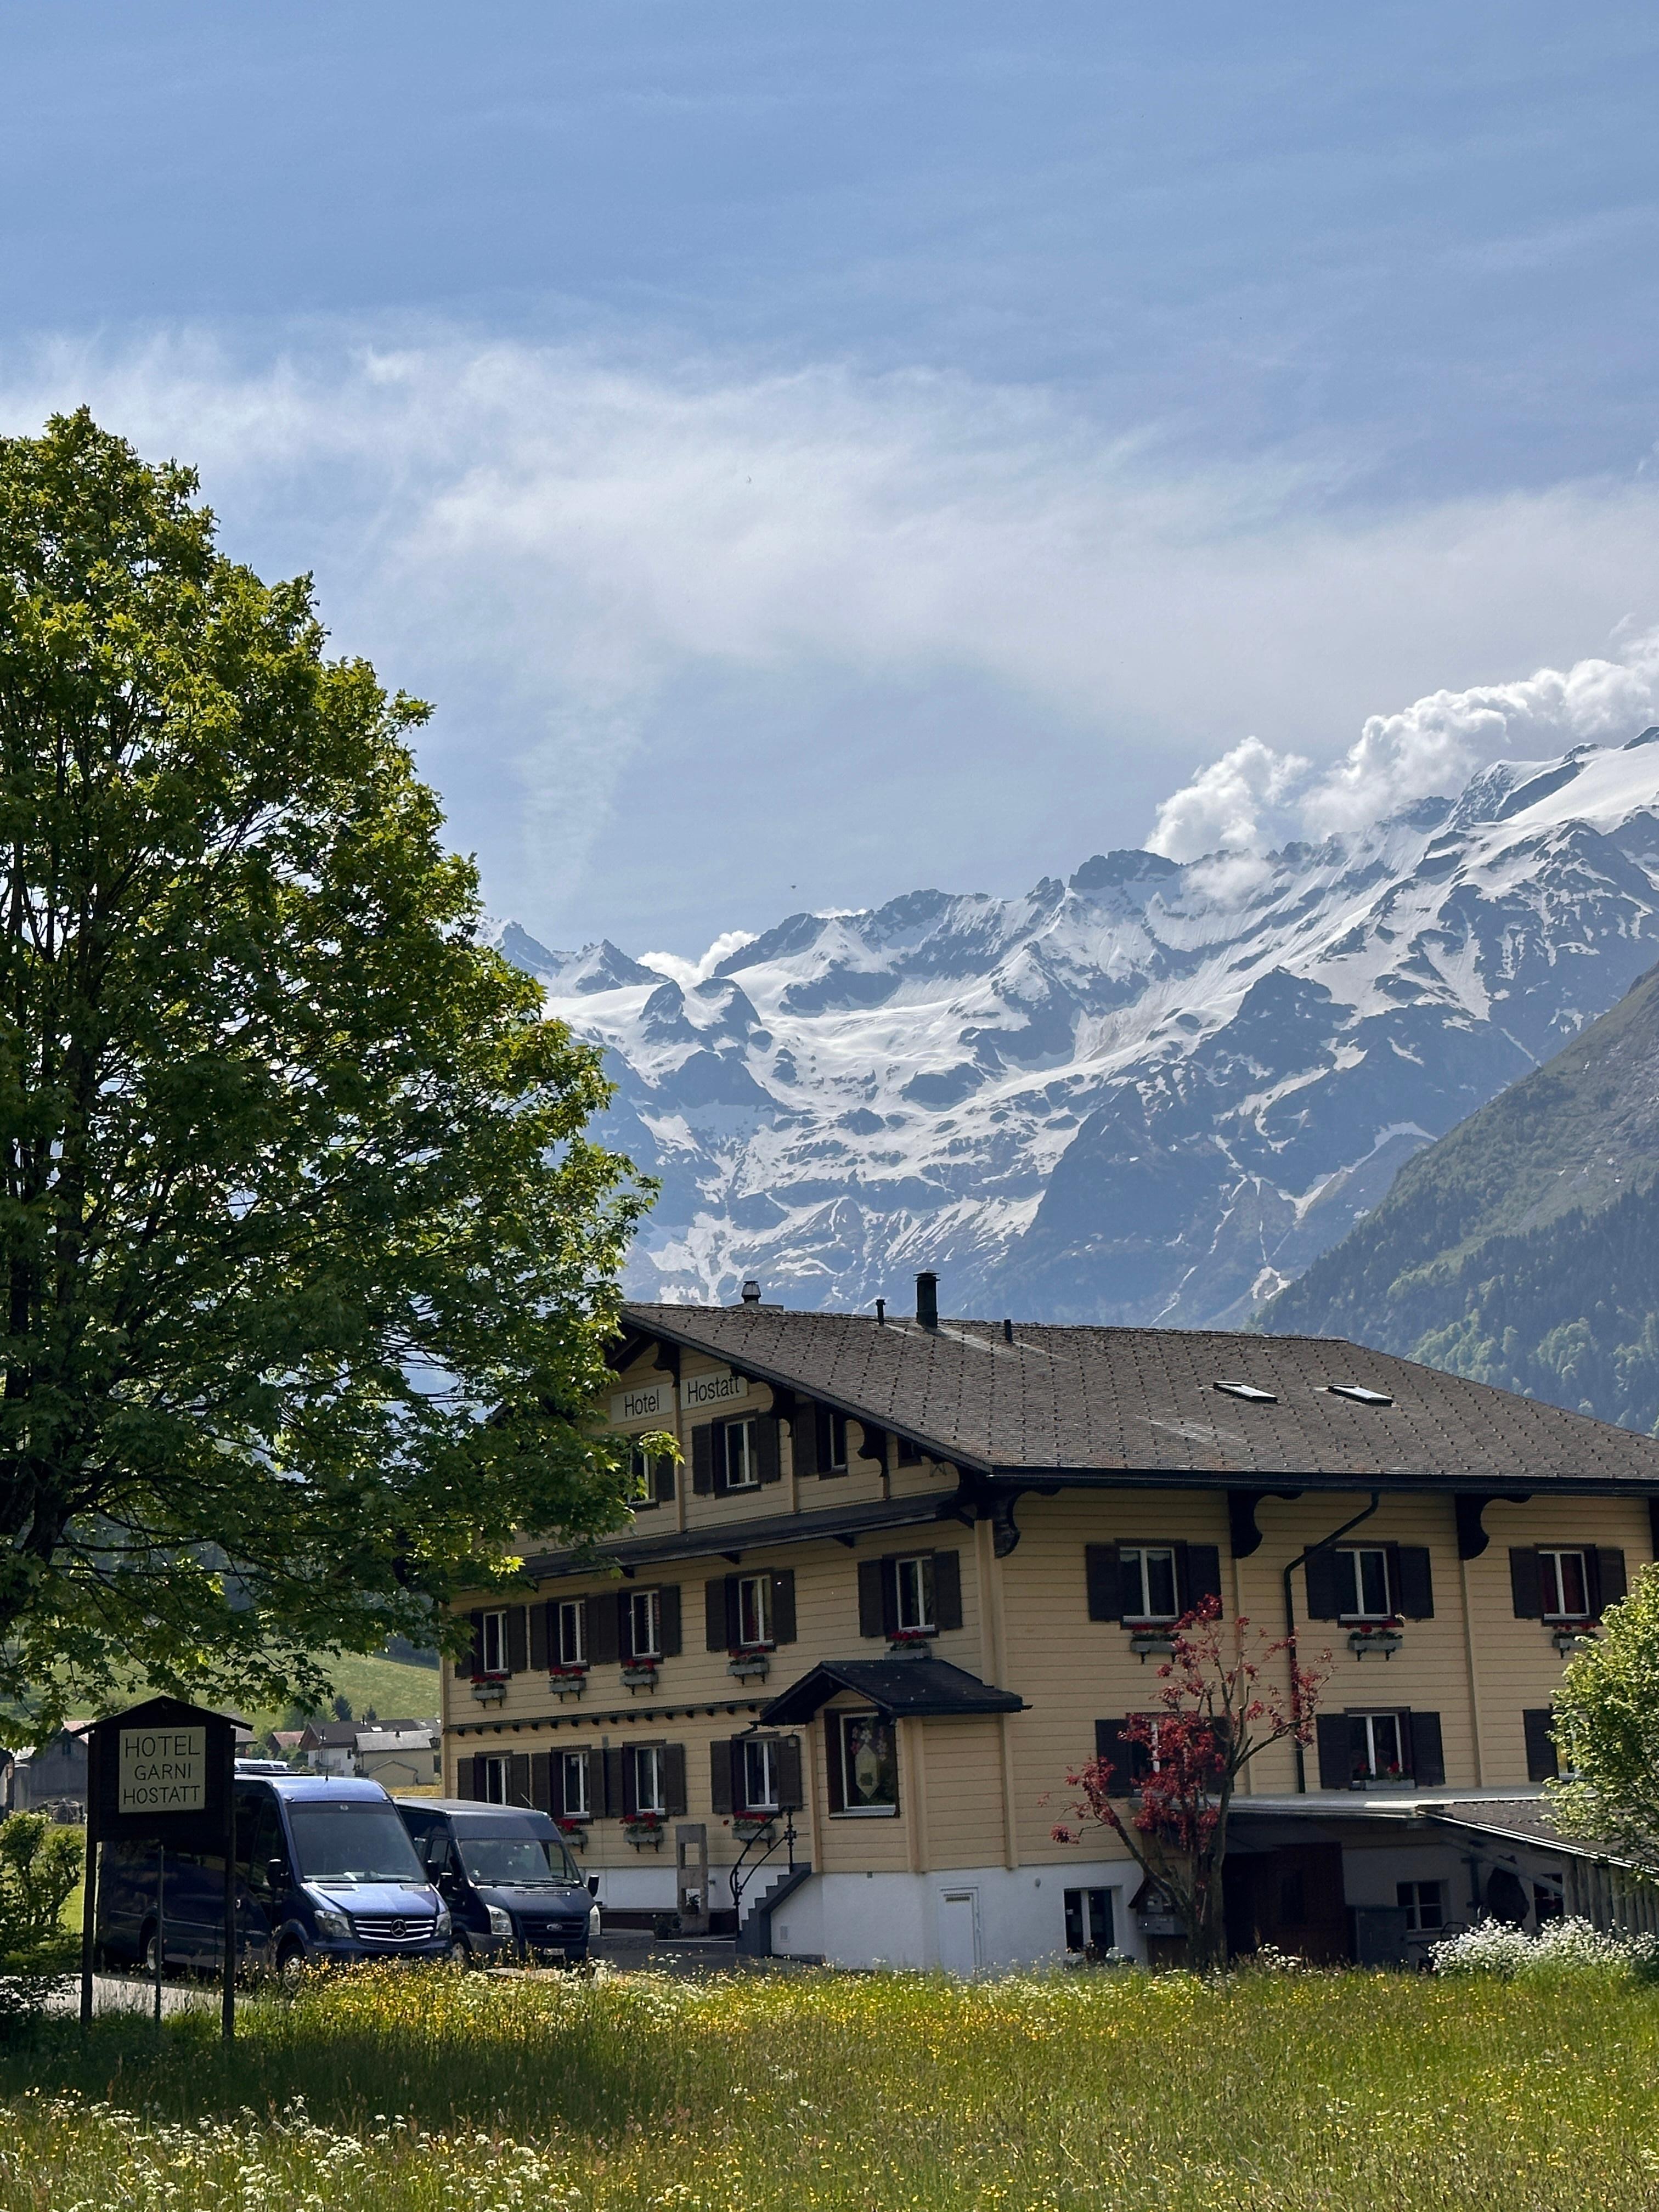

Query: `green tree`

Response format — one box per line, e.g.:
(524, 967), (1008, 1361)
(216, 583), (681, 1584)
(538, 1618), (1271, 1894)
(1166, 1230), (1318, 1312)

(0, 1810), (82, 1963)
(1551, 1565), (1659, 1871)
(0, 411), (652, 1736)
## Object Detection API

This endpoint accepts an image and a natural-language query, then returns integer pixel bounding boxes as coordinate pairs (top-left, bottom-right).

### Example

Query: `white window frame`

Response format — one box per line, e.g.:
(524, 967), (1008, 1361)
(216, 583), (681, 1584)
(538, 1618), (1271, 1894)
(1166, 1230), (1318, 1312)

(1338, 1547), (1393, 1621)
(823, 1410), (848, 1472)
(627, 1442), (659, 1505)
(628, 1588), (663, 1660)
(556, 1599), (586, 1668)
(480, 1609), (508, 1675)
(632, 1745), (666, 1816)
(736, 1573), (773, 1649)
(1539, 1548), (1591, 1620)
(1397, 1878), (1445, 1933)
(1120, 1545), (1178, 1624)
(481, 1754), (509, 1805)
(561, 1751), (590, 1819)
(723, 1418), (759, 1490)
(1350, 1710), (1407, 1782)
(743, 1737), (780, 1812)
(895, 1554), (936, 1633)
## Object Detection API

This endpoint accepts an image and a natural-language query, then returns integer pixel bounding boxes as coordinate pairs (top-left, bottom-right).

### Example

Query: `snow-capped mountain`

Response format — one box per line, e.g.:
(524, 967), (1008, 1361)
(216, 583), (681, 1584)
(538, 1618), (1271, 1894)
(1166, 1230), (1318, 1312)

(507, 731), (1659, 1323)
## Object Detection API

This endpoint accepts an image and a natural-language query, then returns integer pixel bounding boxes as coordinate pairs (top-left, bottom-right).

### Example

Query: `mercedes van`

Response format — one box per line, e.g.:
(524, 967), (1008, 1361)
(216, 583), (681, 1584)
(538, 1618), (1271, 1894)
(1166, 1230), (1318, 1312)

(394, 1798), (597, 1965)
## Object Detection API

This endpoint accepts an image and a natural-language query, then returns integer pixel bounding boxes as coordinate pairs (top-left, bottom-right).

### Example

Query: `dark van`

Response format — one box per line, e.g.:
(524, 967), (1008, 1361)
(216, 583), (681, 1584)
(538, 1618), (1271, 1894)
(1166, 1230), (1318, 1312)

(97, 1770), (450, 1977)
(394, 1798), (597, 1965)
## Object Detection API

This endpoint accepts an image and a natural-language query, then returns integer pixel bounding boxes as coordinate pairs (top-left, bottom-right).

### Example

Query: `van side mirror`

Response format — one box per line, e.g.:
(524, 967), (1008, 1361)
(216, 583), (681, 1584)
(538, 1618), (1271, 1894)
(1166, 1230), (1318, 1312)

(266, 1857), (288, 1893)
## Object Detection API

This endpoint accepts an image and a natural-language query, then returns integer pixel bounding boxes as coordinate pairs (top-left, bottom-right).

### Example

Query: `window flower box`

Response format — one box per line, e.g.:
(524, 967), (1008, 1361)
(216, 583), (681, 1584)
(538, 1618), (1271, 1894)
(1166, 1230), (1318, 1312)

(556, 1819), (589, 1849)
(885, 1629), (933, 1657)
(727, 1650), (771, 1681)
(619, 1660), (659, 1690)
(731, 1814), (775, 1843)
(1551, 1621), (1598, 1654)
(1128, 1628), (1178, 1660)
(470, 1674), (508, 1704)
(1347, 1620), (1403, 1659)
(623, 1815), (665, 1849)
(546, 1665), (588, 1700)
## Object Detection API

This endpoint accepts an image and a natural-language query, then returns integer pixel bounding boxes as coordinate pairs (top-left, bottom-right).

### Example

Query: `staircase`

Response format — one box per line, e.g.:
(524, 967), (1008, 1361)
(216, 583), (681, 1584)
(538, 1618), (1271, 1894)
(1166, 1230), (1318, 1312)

(734, 1862), (814, 1957)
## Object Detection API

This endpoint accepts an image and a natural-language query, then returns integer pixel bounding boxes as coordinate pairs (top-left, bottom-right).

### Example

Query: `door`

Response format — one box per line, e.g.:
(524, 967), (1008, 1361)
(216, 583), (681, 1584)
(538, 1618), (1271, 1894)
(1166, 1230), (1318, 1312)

(936, 1888), (980, 1975)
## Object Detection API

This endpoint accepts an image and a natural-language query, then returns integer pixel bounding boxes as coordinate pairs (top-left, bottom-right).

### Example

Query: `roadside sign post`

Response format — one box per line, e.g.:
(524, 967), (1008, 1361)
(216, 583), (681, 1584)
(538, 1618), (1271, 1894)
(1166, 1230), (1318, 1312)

(82, 1698), (242, 2041)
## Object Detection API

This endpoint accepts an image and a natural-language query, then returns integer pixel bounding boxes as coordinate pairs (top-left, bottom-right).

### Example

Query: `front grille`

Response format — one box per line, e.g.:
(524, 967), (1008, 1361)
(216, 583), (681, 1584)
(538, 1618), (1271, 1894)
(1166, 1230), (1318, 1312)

(520, 1915), (587, 1946)
(351, 1912), (439, 1944)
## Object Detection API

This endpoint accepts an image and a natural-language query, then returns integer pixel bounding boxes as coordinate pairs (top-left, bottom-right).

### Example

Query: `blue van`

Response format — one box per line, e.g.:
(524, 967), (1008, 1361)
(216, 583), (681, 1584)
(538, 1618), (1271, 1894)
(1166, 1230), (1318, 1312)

(97, 1770), (451, 1977)
(394, 1798), (597, 1965)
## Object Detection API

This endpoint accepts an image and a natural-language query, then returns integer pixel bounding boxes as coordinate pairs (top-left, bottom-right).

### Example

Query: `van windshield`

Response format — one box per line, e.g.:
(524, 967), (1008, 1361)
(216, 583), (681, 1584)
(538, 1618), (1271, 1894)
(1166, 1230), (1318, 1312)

(289, 1803), (426, 1885)
(457, 1831), (578, 1887)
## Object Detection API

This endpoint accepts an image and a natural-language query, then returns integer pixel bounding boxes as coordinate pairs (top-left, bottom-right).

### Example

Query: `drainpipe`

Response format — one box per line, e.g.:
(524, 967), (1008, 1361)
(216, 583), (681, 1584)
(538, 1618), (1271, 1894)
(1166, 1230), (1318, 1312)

(1283, 1492), (1380, 1793)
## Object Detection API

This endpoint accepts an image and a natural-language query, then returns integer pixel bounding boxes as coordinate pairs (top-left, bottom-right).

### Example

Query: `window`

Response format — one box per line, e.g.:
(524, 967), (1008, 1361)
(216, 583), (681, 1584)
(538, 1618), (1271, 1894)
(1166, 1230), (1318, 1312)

(481, 1754), (509, 1805)
(822, 1410), (848, 1472)
(1063, 1887), (1115, 1956)
(1348, 1712), (1408, 1783)
(737, 1573), (772, 1648)
(1120, 1545), (1178, 1623)
(1337, 1548), (1392, 1620)
(631, 1745), (666, 1816)
(556, 1600), (585, 1668)
(723, 1418), (758, 1490)
(628, 1588), (662, 1659)
(627, 1443), (664, 1506)
(895, 1554), (936, 1632)
(743, 1738), (780, 1812)
(833, 1712), (900, 1815)
(561, 1752), (589, 1819)
(1397, 1880), (1445, 1933)
(479, 1610), (508, 1675)
(1539, 1549), (1590, 1620)
(1214, 1379), (1276, 1402)
(1327, 1383), (1393, 1406)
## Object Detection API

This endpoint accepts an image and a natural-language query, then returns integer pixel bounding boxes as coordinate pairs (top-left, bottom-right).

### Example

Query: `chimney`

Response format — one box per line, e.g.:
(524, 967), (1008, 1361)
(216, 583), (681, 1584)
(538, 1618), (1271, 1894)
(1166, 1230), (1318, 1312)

(741, 1279), (761, 1305)
(915, 1271), (939, 1330)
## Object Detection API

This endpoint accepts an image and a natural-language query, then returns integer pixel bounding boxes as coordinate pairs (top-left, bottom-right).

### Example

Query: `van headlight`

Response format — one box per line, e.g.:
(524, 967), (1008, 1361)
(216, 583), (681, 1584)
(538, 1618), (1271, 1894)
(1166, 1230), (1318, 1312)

(435, 1908), (452, 1939)
(588, 1900), (602, 1940)
(313, 1906), (351, 1940)
(486, 1905), (513, 1939)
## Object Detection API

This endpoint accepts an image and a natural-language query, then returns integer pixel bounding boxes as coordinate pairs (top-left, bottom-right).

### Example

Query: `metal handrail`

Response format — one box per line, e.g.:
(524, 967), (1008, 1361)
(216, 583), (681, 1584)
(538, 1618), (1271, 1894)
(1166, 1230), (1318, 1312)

(729, 1809), (798, 1916)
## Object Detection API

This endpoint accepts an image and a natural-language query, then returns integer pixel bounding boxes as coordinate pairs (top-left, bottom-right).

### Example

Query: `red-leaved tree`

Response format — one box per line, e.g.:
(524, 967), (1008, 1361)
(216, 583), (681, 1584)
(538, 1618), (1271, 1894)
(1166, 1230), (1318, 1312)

(1052, 1597), (1331, 1972)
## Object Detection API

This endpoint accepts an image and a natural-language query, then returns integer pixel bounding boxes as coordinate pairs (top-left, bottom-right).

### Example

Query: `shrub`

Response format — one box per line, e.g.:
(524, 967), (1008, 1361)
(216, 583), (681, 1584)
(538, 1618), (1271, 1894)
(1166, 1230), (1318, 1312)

(1429, 1914), (1658, 1978)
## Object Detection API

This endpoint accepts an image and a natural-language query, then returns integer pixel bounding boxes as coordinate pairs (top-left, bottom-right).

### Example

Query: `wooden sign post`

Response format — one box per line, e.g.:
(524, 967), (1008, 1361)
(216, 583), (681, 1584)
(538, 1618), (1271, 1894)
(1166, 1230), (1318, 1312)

(81, 1697), (241, 2040)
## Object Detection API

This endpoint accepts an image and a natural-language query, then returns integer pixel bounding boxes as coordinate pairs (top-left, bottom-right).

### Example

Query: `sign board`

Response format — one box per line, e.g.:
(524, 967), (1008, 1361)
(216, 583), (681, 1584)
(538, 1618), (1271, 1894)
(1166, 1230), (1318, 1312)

(610, 1378), (673, 1426)
(681, 1368), (750, 1412)
(119, 1724), (208, 1815)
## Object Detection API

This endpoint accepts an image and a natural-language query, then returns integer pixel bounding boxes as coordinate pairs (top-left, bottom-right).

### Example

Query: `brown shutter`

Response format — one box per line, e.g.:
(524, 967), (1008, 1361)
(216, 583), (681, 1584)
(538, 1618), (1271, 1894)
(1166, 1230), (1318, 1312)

(588, 1590), (620, 1664)
(1085, 1544), (1121, 1621)
(457, 1610), (484, 1680)
(825, 1717), (845, 1813)
(654, 1453), (676, 1504)
(455, 1754), (475, 1799)
(1394, 1546), (1434, 1620)
(616, 1589), (636, 1662)
(1523, 1709), (1559, 1783)
(1595, 1549), (1628, 1613)
(771, 1570), (797, 1645)
(658, 1583), (682, 1656)
(1304, 1549), (1342, 1621)
(529, 1752), (552, 1813)
(881, 1558), (900, 1637)
(706, 1577), (731, 1652)
(662, 1743), (687, 1818)
(1092, 1718), (1137, 1792)
(857, 1558), (887, 1638)
(1406, 1711), (1444, 1787)
(1182, 1544), (1223, 1611)
(777, 1735), (804, 1810)
(508, 1753), (532, 1807)
(793, 1403), (820, 1478)
(710, 1739), (736, 1814)
(1509, 1547), (1543, 1618)
(755, 1414), (782, 1485)
(932, 1549), (963, 1630)
(692, 1424), (715, 1494)
(620, 1748), (640, 1820)
(529, 1602), (550, 1672)
(601, 1748), (625, 1818)
(506, 1607), (529, 1674)
(549, 1751), (567, 1819)
(1315, 1715), (1351, 1790)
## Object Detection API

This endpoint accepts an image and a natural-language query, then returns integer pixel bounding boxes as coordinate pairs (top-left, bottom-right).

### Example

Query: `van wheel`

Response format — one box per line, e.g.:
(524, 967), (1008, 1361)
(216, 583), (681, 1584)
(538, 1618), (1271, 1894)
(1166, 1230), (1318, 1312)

(275, 1939), (308, 1985)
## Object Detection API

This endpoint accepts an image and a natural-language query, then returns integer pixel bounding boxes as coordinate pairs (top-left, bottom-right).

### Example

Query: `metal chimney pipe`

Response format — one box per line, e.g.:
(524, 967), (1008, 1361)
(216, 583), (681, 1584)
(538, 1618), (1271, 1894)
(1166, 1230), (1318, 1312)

(915, 1271), (939, 1330)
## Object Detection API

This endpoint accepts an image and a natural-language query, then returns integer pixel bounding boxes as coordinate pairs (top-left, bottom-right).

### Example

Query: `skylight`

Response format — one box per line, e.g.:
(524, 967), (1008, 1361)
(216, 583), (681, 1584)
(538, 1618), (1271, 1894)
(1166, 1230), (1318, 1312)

(1327, 1383), (1395, 1407)
(1214, 1379), (1277, 1403)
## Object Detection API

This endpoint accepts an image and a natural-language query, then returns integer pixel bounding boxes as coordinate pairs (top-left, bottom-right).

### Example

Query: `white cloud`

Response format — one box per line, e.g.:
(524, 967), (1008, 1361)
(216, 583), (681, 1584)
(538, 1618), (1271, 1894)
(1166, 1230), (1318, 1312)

(637, 929), (759, 986)
(1147, 736), (1311, 862)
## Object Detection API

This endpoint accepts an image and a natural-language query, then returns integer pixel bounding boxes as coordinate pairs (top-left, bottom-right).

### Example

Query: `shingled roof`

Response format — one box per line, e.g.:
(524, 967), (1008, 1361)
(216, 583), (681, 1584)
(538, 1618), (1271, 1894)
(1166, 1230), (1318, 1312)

(620, 1304), (1659, 1494)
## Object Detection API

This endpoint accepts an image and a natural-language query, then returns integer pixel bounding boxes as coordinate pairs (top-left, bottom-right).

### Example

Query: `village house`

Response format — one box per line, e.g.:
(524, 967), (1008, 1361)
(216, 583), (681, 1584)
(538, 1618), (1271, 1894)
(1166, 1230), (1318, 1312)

(441, 1274), (1659, 1970)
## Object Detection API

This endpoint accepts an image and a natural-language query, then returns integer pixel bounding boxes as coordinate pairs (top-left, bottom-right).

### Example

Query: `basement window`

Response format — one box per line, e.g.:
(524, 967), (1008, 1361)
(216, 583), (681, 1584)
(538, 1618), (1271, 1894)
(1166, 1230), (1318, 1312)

(1214, 1380), (1277, 1403)
(1327, 1384), (1395, 1407)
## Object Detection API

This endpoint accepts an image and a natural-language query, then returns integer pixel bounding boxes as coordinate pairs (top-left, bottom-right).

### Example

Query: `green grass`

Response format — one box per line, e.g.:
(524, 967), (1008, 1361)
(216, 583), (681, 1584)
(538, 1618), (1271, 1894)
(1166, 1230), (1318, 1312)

(242, 1649), (442, 1740)
(4, 1963), (1659, 2210)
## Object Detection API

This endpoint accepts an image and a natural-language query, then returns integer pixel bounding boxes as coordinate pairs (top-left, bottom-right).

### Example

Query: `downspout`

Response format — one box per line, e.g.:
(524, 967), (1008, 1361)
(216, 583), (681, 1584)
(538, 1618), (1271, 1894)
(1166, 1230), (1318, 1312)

(1283, 1492), (1380, 1793)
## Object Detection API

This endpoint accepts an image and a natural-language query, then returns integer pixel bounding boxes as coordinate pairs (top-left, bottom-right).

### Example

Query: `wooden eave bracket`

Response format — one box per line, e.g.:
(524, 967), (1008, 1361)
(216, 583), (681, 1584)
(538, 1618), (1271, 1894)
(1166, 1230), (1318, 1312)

(1455, 1491), (1531, 1561)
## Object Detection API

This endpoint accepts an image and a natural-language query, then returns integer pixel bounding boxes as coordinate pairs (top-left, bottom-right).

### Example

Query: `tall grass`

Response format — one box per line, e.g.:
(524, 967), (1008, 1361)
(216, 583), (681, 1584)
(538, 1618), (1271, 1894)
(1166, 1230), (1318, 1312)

(4, 1962), (1659, 2210)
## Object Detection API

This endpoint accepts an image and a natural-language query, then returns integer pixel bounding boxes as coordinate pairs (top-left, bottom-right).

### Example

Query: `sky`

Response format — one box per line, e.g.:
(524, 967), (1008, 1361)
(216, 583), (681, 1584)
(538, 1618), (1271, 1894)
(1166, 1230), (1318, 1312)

(3, 3), (1659, 952)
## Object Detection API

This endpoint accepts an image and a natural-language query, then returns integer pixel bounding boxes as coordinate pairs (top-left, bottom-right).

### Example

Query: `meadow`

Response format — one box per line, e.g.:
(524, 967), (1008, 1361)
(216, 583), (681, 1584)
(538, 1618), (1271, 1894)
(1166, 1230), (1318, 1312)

(3, 1962), (1659, 2211)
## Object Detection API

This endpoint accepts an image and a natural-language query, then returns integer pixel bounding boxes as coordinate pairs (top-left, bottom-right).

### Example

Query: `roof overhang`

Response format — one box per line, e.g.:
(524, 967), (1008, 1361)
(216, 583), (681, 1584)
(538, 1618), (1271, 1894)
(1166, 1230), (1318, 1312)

(521, 1491), (965, 1582)
(759, 1656), (1026, 1726)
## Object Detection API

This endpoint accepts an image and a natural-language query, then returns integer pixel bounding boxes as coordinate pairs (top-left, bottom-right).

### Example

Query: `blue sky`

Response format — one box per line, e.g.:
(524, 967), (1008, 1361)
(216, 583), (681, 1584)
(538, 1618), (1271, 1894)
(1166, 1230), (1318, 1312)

(4, 4), (1659, 950)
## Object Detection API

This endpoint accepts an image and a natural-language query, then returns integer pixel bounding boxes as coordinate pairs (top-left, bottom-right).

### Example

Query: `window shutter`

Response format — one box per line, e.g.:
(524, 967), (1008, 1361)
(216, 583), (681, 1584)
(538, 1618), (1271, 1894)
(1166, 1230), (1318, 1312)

(1116, 1550), (1145, 1620)
(529, 1603), (549, 1672)
(1406, 1710), (1444, 1787)
(1394, 1546), (1434, 1620)
(1509, 1547), (1543, 1618)
(755, 1414), (782, 1485)
(602, 1748), (625, 1819)
(857, 1558), (887, 1638)
(1085, 1544), (1121, 1621)
(550, 1753), (567, 1819)
(881, 1558), (900, 1637)
(705, 1577), (731, 1652)
(662, 1743), (687, 1818)
(709, 1739), (736, 1815)
(777, 1735), (804, 1810)
(658, 1583), (682, 1656)
(529, 1752), (552, 1813)
(825, 1717), (846, 1813)
(506, 1607), (529, 1674)
(654, 1453), (676, 1505)
(455, 1755), (475, 1799)
(616, 1590), (635, 1662)
(932, 1549), (963, 1630)
(1315, 1715), (1350, 1790)
(1595, 1548), (1628, 1613)
(588, 1592), (620, 1664)
(1182, 1544), (1223, 1612)
(620, 1749), (640, 1820)
(457, 1610), (484, 1680)
(793, 1403), (820, 1478)
(771, 1569), (798, 1645)
(1304, 1549), (1342, 1621)
(1092, 1718), (1136, 1793)
(509, 1753), (532, 1807)
(692, 1424), (714, 1495)
(1523, 1708), (1559, 1783)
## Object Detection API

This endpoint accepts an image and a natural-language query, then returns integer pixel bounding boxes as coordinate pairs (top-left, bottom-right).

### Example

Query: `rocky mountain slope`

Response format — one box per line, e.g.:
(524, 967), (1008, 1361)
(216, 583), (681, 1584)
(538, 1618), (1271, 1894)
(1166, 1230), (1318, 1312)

(504, 731), (1659, 1323)
(1261, 956), (1659, 1430)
